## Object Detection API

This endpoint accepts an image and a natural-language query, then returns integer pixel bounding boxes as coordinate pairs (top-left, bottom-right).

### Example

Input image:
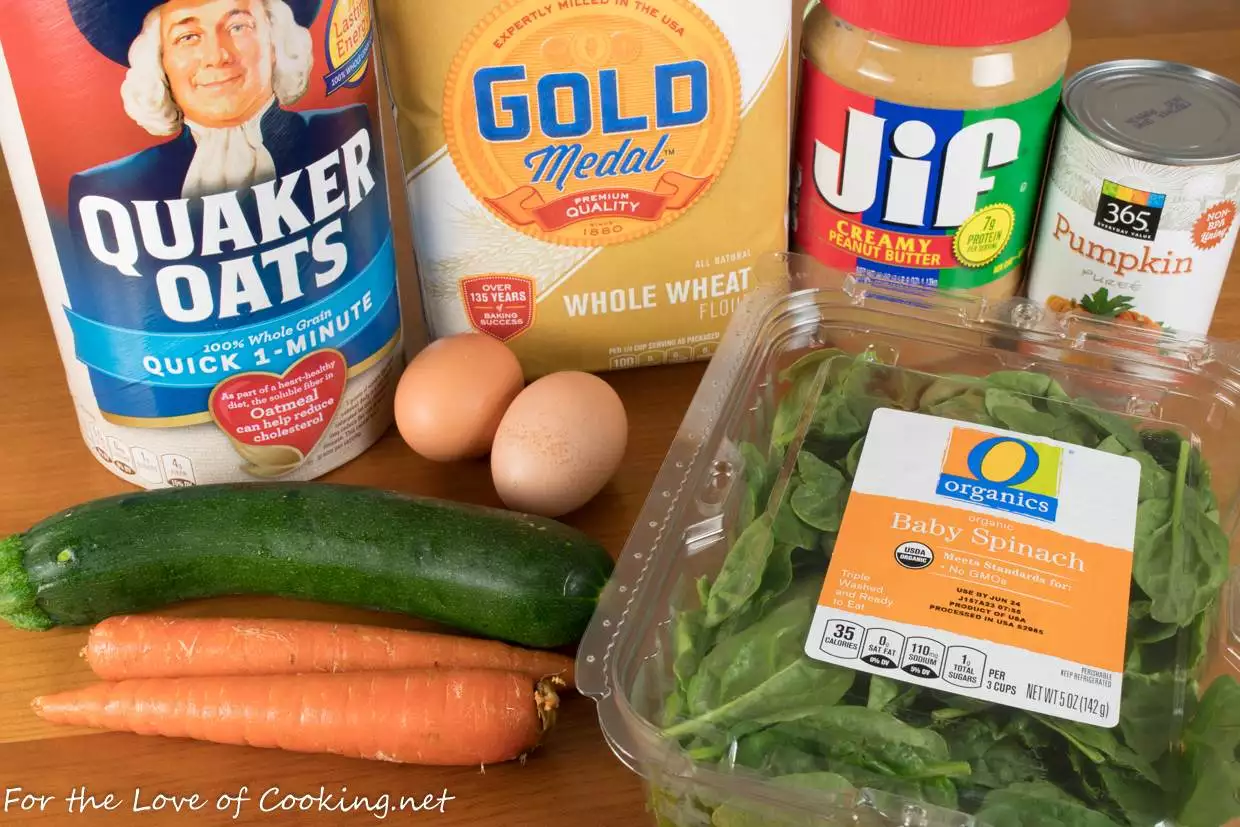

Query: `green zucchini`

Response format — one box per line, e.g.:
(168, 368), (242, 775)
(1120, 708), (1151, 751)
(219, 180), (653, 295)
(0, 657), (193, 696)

(0, 483), (614, 648)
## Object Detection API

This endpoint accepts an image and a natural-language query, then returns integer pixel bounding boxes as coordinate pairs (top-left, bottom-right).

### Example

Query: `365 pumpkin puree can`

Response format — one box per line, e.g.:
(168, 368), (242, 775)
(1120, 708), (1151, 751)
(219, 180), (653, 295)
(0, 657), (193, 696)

(0, 0), (404, 488)
(1028, 60), (1240, 335)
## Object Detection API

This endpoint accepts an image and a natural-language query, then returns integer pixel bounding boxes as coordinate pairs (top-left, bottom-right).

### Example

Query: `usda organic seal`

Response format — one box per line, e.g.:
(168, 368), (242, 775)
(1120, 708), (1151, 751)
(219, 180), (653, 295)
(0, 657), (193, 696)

(894, 541), (935, 570)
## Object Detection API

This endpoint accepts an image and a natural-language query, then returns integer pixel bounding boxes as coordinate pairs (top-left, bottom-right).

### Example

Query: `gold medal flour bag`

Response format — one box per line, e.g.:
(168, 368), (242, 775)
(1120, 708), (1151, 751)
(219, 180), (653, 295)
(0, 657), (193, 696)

(374, 0), (792, 377)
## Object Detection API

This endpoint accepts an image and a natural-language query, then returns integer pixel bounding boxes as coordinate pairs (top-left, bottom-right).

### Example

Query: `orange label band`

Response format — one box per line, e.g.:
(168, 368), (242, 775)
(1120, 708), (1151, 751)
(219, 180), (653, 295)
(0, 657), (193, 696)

(820, 493), (1130, 672)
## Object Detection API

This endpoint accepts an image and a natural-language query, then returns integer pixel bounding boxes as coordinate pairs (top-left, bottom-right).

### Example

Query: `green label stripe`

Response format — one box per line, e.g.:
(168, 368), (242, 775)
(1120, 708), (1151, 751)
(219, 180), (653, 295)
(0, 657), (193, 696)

(938, 81), (1064, 291)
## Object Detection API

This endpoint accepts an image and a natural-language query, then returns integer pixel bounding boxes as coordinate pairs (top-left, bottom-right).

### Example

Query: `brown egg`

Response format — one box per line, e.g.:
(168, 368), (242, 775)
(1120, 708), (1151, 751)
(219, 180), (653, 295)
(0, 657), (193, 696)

(393, 333), (525, 462)
(491, 372), (628, 518)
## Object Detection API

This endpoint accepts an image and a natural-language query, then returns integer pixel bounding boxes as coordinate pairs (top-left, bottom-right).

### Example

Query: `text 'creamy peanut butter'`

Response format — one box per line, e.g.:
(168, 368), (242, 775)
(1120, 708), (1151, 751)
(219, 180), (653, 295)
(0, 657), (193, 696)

(374, 0), (793, 378)
(792, 0), (1071, 300)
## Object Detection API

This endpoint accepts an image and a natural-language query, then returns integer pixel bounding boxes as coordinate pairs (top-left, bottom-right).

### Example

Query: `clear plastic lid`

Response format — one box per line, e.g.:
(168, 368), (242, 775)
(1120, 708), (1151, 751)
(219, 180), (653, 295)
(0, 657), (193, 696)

(577, 253), (1240, 827)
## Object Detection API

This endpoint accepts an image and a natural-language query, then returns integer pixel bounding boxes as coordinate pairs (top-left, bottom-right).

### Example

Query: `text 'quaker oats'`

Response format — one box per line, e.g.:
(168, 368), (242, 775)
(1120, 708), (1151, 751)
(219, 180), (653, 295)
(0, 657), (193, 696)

(374, 0), (793, 377)
(0, 0), (403, 488)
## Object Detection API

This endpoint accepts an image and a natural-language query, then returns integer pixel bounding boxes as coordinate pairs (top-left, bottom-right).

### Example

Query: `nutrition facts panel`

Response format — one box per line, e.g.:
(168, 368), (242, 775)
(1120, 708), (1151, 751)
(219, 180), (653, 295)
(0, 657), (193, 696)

(811, 611), (1119, 727)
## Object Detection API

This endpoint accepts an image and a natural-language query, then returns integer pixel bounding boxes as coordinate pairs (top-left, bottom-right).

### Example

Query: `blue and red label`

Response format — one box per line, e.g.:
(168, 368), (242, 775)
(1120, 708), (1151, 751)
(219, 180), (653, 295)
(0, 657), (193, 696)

(792, 63), (1061, 291)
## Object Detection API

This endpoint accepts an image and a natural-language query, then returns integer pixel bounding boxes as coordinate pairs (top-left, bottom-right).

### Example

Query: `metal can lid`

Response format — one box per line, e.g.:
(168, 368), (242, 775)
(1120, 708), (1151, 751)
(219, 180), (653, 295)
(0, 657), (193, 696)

(1064, 59), (1240, 166)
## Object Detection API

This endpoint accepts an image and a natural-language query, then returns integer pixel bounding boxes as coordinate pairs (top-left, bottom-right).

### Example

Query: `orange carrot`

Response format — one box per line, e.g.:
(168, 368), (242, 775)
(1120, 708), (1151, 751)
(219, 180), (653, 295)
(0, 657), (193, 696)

(84, 616), (576, 686)
(33, 670), (559, 766)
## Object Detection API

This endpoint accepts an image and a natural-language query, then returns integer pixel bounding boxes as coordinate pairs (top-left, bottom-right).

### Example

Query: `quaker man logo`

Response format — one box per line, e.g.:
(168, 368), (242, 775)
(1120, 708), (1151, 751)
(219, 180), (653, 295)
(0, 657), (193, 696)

(936, 428), (1063, 521)
(443, 0), (742, 248)
(67, 0), (371, 200)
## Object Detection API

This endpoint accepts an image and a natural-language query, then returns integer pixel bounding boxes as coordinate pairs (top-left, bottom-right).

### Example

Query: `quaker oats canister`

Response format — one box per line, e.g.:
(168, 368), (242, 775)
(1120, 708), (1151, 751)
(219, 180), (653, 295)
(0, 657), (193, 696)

(1027, 60), (1240, 336)
(0, 0), (403, 488)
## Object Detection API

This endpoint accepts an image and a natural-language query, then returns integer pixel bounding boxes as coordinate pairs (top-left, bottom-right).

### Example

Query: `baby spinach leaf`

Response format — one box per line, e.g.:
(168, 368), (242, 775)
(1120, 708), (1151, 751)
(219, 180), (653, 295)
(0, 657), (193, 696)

(921, 374), (979, 409)
(772, 482), (819, 550)
(738, 441), (773, 527)
(867, 676), (901, 712)
(970, 742), (1046, 791)
(1067, 747), (1107, 805)
(706, 514), (776, 627)
(812, 393), (867, 448)
(1185, 602), (1215, 673)
(709, 773), (857, 827)
(976, 782), (1123, 827)
(945, 718), (1045, 792)
(796, 450), (844, 491)
(661, 687), (688, 729)
(753, 543), (797, 614)
(791, 706), (956, 769)
(671, 659), (854, 741)
(1126, 599), (1169, 642)
(732, 729), (822, 776)
(942, 716), (1003, 759)
(928, 692), (995, 721)
(1097, 435), (1128, 456)
(672, 607), (709, 695)
(1069, 399), (1144, 452)
(1119, 672), (1177, 764)
(829, 763), (961, 810)
(690, 587), (817, 713)
(985, 371), (1057, 398)
(844, 438), (865, 478)
(886, 369), (934, 412)
(984, 389), (1062, 438)
(1033, 716), (1156, 782)
(790, 452), (848, 532)
(1177, 676), (1240, 827)
(1130, 451), (1173, 502)
(1097, 764), (1166, 826)
(772, 374), (819, 450)
(926, 393), (994, 426)
(773, 773), (856, 794)
(1132, 449), (1229, 627)
(778, 348), (845, 385)
(1140, 430), (1212, 485)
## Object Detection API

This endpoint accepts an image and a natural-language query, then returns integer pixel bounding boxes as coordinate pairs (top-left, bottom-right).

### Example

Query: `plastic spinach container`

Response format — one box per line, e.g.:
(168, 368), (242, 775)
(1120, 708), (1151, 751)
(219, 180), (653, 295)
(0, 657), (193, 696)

(576, 253), (1240, 827)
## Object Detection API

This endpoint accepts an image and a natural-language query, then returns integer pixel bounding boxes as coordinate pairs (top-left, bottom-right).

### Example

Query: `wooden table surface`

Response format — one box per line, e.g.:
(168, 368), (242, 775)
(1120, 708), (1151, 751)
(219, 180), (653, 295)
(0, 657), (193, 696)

(3, 3), (1240, 824)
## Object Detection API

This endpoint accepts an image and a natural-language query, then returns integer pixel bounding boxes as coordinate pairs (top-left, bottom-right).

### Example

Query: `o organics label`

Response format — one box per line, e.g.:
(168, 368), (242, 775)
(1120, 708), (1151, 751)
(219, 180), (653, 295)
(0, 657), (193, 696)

(936, 427), (1063, 521)
(806, 410), (1141, 727)
(443, 0), (742, 248)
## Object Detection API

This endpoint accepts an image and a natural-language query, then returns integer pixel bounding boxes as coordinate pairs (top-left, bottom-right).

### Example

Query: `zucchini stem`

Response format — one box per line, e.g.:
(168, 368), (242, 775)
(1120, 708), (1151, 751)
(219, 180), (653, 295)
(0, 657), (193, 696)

(0, 535), (52, 631)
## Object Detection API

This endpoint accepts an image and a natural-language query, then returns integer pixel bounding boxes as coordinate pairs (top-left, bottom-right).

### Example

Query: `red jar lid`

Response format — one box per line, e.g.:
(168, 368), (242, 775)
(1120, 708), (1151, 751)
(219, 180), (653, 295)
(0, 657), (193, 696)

(825, 0), (1071, 48)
